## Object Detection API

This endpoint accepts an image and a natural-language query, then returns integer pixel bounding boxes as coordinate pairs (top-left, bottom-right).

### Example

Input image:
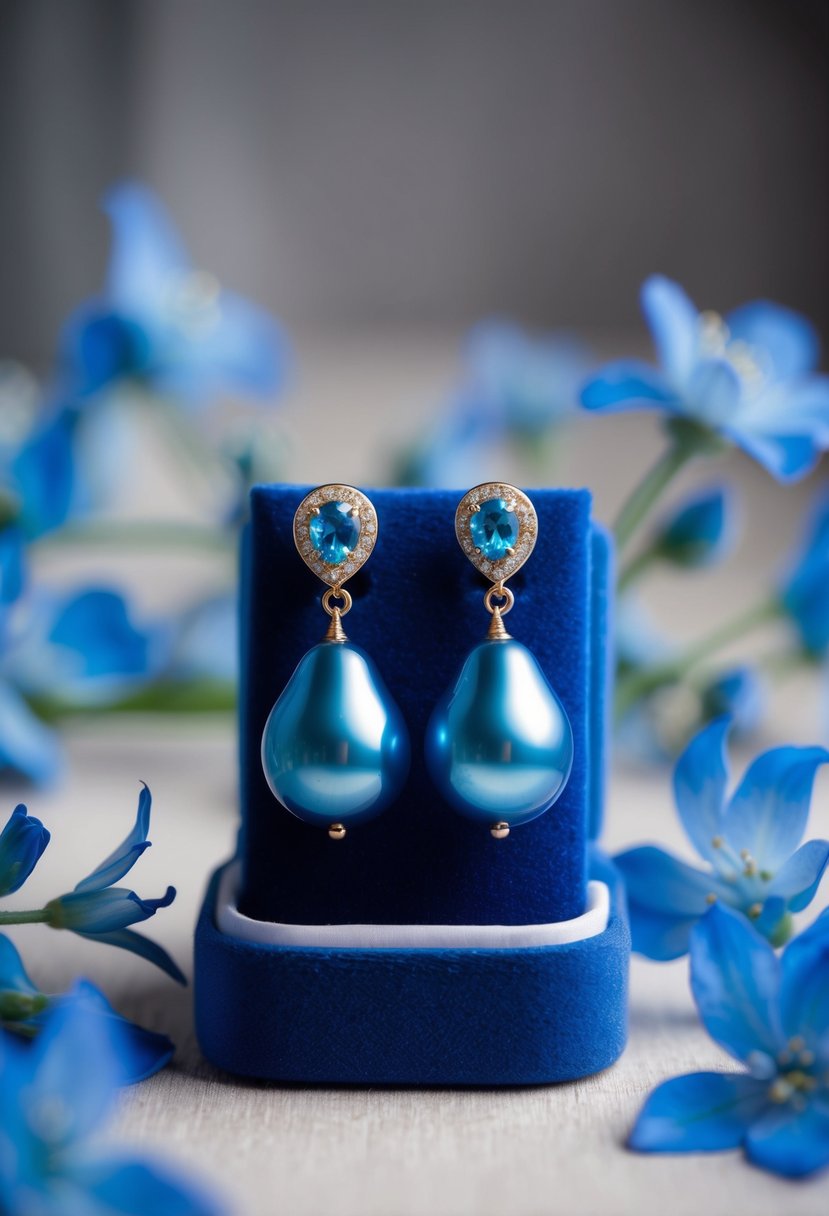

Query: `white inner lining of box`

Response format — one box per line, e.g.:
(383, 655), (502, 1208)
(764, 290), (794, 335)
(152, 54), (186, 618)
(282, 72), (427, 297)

(215, 861), (610, 949)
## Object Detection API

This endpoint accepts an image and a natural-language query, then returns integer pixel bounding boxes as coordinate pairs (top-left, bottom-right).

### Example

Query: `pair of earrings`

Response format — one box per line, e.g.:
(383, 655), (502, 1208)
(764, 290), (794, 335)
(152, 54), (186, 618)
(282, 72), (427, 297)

(261, 483), (574, 840)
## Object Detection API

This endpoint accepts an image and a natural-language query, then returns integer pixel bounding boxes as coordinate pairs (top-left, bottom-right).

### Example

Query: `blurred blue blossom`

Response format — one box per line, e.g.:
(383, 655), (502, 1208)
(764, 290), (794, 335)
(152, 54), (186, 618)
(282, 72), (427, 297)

(0, 936), (173, 1082)
(401, 320), (592, 486)
(44, 784), (185, 984)
(582, 275), (829, 481)
(7, 408), (77, 539)
(653, 485), (735, 569)
(0, 804), (49, 896)
(615, 719), (829, 959)
(0, 982), (222, 1214)
(699, 666), (766, 737)
(58, 183), (288, 410)
(170, 593), (237, 685)
(780, 486), (829, 658)
(630, 903), (829, 1178)
(0, 581), (169, 784)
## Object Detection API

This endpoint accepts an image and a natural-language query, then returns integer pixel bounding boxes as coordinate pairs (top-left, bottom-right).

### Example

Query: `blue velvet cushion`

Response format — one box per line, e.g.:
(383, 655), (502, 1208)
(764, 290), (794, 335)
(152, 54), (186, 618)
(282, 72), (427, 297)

(239, 486), (592, 926)
(196, 860), (630, 1085)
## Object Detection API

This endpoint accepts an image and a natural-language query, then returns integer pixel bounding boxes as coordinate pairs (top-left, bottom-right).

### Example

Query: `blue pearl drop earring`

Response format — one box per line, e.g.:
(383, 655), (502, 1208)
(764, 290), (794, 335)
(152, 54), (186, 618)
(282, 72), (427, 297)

(425, 483), (574, 839)
(261, 485), (410, 841)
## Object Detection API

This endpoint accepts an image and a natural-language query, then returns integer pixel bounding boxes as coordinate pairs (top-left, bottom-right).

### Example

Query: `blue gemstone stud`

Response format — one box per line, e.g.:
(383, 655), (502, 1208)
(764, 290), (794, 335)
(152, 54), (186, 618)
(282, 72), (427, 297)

(426, 483), (573, 839)
(261, 485), (410, 840)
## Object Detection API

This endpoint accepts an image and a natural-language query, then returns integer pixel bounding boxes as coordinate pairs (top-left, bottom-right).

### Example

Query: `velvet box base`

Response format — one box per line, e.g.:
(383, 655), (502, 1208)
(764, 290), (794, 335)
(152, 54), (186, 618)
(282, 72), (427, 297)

(195, 861), (630, 1086)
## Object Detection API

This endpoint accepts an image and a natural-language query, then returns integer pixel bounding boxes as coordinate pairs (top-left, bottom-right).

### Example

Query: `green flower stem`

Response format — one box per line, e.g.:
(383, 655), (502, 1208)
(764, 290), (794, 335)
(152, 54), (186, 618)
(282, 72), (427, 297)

(26, 678), (237, 723)
(613, 419), (726, 554)
(614, 596), (782, 721)
(32, 519), (234, 554)
(0, 909), (50, 926)
(617, 543), (660, 594)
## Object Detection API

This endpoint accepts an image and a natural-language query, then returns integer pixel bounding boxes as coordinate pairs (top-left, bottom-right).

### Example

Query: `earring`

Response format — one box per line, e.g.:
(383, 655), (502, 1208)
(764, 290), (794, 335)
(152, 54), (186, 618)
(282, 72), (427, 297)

(425, 483), (573, 839)
(261, 485), (410, 840)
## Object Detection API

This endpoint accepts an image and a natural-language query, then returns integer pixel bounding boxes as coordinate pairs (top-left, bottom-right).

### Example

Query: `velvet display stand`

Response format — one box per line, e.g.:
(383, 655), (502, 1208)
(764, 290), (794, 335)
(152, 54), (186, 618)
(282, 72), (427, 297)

(195, 486), (629, 1084)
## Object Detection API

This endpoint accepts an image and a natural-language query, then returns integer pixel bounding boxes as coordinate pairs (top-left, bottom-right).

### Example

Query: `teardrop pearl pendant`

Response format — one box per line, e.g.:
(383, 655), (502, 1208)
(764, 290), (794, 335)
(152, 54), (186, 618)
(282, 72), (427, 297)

(425, 484), (574, 839)
(260, 485), (410, 840)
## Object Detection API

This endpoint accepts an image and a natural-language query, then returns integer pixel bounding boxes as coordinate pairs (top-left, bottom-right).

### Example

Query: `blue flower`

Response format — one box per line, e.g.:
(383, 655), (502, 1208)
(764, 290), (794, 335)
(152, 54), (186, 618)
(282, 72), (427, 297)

(58, 183), (289, 409)
(463, 320), (591, 438)
(630, 903), (829, 1178)
(400, 321), (591, 486)
(615, 719), (829, 959)
(652, 485), (735, 569)
(780, 487), (829, 658)
(45, 784), (185, 984)
(581, 275), (829, 481)
(7, 407), (77, 539)
(0, 804), (50, 896)
(0, 936), (173, 1083)
(0, 583), (170, 784)
(0, 981), (223, 1213)
(700, 666), (766, 737)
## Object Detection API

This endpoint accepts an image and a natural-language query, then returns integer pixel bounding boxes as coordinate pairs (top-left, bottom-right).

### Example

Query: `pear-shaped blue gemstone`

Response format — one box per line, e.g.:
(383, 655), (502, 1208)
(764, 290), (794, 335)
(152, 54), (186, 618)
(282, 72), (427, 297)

(261, 641), (410, 828)
(470, 498), (519, 560)
(425, 638), (573, 829)
(309, 501), (360, 565)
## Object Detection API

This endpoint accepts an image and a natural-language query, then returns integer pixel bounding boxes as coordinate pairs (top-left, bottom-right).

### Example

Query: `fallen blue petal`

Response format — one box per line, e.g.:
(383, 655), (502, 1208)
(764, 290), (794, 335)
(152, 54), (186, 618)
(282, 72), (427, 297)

(629, 1071), (768, 1153)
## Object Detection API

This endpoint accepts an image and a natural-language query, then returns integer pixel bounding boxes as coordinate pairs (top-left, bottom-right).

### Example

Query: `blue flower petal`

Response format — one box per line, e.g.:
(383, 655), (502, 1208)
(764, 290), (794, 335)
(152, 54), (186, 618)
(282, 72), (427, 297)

(103, 183), (189, 312)
(726, 301), (819, 381)
(745, 1103), (829, 1178)
(59, 886), (175, 934)
(169, 595), (237, 684)
(780, 488), (829, 655)
(735, 429), (824, 484)
(778, 907), (829, 1047)
(614, 846), (717, 915)
(48, 589), (160, 687)
(0, 681), (63, 785)
(629, 1071), (768, 1153)
(30, 981), (121, 1149)
(0, 524), (25, 606)
(463, 321), (590, 434)
(685, 359), (741, 426)
(84, 928), (186, 986)
(0, 803), (50, 895)
(48, 982), (174, 1086)
(724, 746), (829, 871)
(640, 275), (700, 388)
(690, 904), (782, 1062)
(673, 718), (731, 863)
(626, 904), (702, 962)
(0, 933), (40, 997)
(74, 1156), (225, 1216)
(700, 666), (765, 737)
(11, 409), (77, 539)
(768, 840), (829, 913)
(74, 784), (152, 894)
(657, 484), (735, 568)
(152, 289), (289, 407)
(580, 359), (677, 411)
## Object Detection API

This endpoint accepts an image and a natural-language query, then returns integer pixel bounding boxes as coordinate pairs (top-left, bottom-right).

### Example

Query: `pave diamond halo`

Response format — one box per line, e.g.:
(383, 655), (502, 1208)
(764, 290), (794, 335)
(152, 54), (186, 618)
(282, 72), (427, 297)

(293, 484), (378, 588)
(455, 482), (537, 584)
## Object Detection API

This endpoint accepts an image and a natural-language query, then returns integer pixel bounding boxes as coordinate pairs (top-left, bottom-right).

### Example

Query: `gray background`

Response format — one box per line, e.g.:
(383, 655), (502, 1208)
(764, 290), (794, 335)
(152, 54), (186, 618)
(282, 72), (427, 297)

(1, 0), (827, 363)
